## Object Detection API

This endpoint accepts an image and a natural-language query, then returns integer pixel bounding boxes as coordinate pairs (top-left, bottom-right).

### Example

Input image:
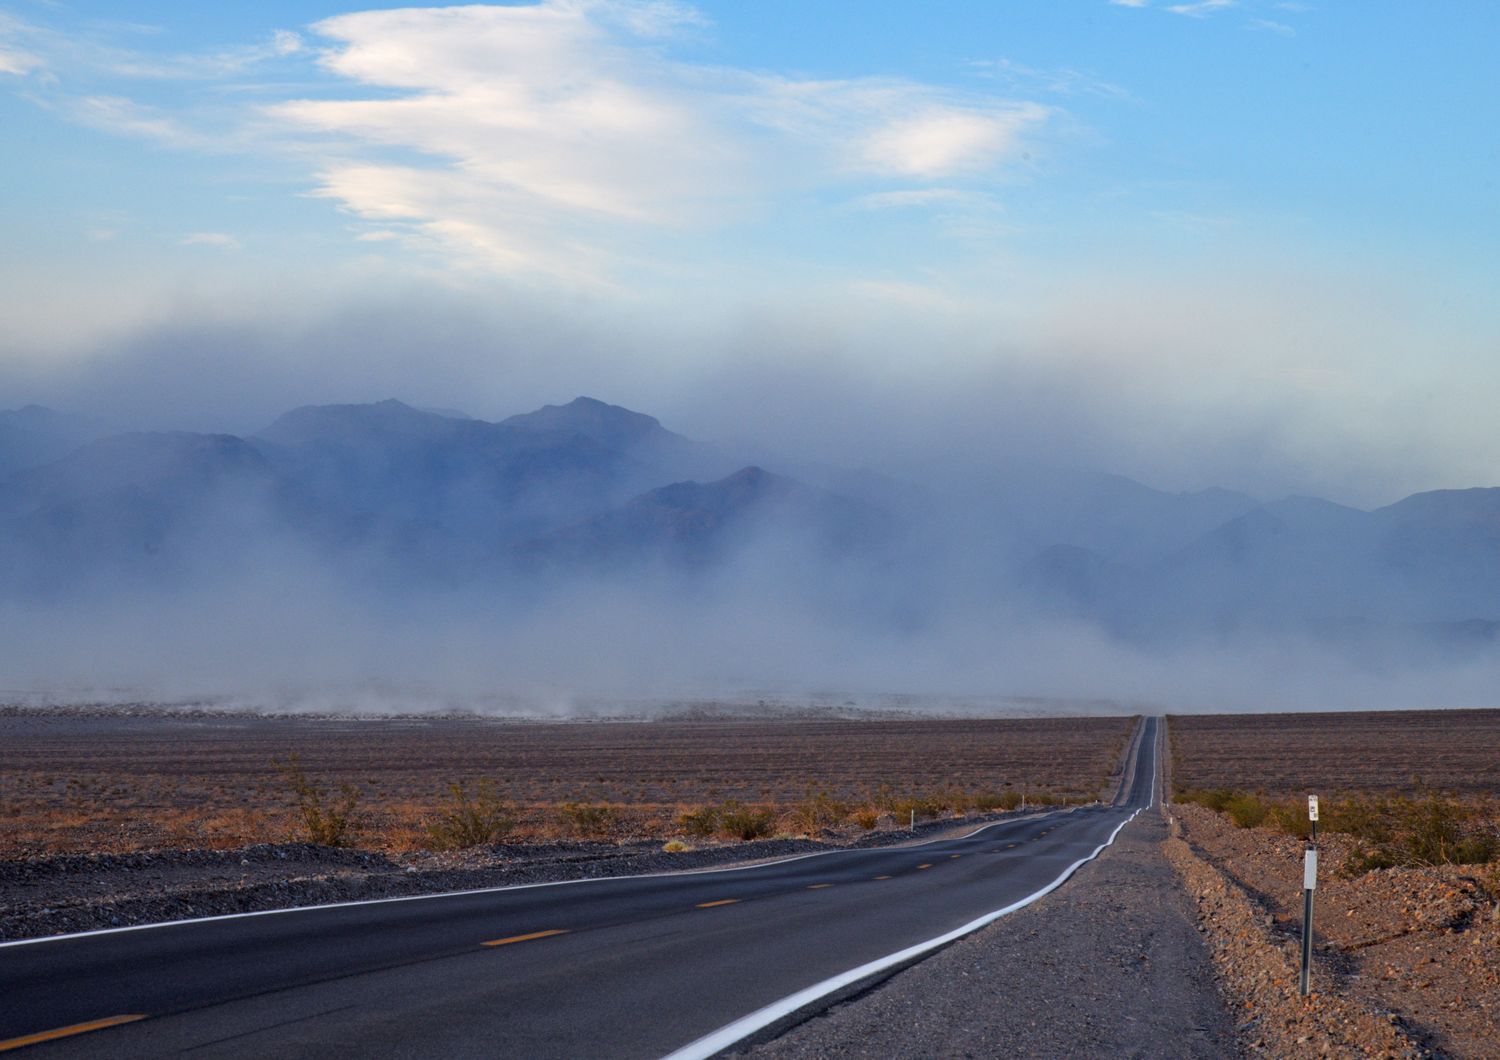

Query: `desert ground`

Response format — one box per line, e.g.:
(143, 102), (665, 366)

(1170, 708), (1500, 796)
(8, 705), (1498, 1056)
(0, 706), (1132, 857)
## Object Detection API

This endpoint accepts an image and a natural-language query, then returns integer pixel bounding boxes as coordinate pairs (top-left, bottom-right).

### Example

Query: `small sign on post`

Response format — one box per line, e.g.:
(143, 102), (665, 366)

(1300, 794), (1319, 997)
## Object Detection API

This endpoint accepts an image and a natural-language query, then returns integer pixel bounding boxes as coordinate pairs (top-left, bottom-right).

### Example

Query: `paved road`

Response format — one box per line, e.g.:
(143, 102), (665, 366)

(2, 717), (1159, 1058)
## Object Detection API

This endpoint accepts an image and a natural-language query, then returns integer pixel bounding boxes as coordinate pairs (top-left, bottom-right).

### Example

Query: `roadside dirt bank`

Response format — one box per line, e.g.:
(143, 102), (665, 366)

(0, 811), (1050, 942)
(747, 808), (1239, 1059)
(1168, 802), (1498, 1059)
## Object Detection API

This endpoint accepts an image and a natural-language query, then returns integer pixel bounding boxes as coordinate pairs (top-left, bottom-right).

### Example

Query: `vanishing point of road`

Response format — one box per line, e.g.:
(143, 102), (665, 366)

(1, 717), (1161, 1058)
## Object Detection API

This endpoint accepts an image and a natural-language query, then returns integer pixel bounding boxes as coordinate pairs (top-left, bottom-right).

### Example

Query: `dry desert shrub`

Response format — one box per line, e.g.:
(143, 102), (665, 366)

(1176, 787), (1499, 873)
(784, 787), (847, 835)
(424, 780), (517, 851)
(275, 754), (364, 848)
(557, 801), (618, 838)
(677, 800), (776, 841)
(716, 802), (776, 840)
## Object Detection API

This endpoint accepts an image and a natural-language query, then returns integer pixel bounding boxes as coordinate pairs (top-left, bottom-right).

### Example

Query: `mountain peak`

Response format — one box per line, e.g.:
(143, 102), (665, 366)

(255, 399), (455, 447)
(501, 397), (667, 451)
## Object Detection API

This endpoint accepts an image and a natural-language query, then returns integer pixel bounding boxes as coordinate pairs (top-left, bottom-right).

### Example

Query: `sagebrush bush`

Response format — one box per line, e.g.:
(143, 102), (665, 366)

(558, 802), (617, 838)
(972, 790), (1022, 812)
(1179, 786), (1500, 875)
(718, 801), (775, 840)
(275, 754), (363, 848)
(1178, 788), (1235, 813)
(678, 804), (720, 837)
(1223, 793), (1269, 829)
(786, 787), (847, 834)
(424, 779), (516, 850)
(678, 800), (775, 841)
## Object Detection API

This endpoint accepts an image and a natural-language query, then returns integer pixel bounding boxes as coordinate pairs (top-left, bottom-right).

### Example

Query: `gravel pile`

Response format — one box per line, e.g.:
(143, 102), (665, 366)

(1164, 809), (1494, 1055)
(0, 811), (1034, 942)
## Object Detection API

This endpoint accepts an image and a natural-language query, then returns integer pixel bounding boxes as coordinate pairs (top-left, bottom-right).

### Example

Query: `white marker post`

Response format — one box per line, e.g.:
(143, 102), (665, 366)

(1300, 795), (1319, 996)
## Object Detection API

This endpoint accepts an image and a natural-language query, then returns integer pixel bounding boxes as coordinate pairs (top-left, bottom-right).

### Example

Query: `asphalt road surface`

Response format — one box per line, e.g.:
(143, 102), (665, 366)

(1, 717), (1159, 1058)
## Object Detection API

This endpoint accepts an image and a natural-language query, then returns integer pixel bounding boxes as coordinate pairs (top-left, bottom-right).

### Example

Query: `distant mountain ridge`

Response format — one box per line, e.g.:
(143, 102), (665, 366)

(521, 465), (883, 570)
(2, 397), (1498, 653)
(0, 405), (112, 480)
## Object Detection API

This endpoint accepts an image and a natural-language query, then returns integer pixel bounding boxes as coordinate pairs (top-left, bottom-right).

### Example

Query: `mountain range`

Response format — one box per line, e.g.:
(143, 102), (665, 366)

(2, 396), (1497, 656)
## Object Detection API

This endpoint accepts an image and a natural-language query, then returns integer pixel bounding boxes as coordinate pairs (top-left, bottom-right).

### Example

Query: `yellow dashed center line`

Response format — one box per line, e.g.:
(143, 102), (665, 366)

(873, 875), (892, 880)
(807, 883), (833, 890)
(482, 929), (569, 947)
(696, 899), (740, 908)
(917, 863), (933, 870)
(949, 854), (962, 859)
(0, 1015), (147, 1053)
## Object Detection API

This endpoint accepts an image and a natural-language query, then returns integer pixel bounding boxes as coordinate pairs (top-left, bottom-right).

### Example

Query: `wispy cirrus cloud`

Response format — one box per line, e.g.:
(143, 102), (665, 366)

(1167, 0), (1236, 15)
(853, 188), (992, 211)
(967, 58), (1131, 101)
(180, 232), (243, 250)
(1112, 0), (1304, 35)
(94, 29), (304, 80)
(0, 10), (302, 82)
(67, 95), (211, 148)
(1248, 17), (1296, 35)
(0, 13), (43, 75)
(0, 44), (40, 75)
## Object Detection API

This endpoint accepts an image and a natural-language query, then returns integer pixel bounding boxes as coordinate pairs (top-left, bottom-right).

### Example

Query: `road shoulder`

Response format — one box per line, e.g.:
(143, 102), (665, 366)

(748, 807), (1238, 1059)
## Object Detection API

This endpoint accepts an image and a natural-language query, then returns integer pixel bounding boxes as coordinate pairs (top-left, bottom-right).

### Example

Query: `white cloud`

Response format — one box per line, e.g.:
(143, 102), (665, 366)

(1248, 18), (1296, 36)
(1109, 0), (1149, 7)
(0, 45), (40, 75)
(0, 13), (42, 75)
(853, 188), (987, 211)
(272, 30), (303, 56)
(858, 105), (1041, 178)
(1167, 0), (1235, 16)
(967, 58), (1130, 101)
(94, 30), (309, 79)
(269, 1), (1047, 282)
(180, 232), (243, 250)
(70, 95), (210, 148)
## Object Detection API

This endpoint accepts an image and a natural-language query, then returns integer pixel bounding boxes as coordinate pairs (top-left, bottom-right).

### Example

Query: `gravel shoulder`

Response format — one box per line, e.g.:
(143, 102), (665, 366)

(747, 807), (1239, 1059)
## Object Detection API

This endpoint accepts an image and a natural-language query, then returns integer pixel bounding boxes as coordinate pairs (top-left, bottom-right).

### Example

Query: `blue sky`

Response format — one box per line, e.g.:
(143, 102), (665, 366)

(1, 1), (1497, 502)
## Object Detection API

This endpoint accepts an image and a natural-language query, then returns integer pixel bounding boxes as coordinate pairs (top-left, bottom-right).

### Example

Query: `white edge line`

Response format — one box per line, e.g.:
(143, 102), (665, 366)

(660, 805), (1145, 1060)
(0, 809), (1073, 950)
(664, 716), (1157, 1060)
